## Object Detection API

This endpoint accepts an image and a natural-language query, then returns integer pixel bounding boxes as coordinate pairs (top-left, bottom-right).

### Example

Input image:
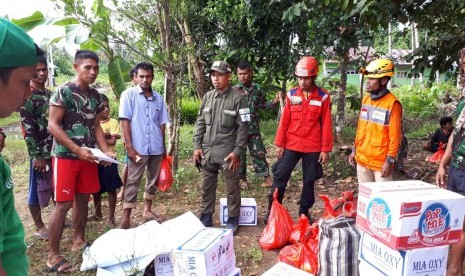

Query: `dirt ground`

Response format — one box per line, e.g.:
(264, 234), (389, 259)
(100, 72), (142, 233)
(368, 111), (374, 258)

(14, 138), (439, 275)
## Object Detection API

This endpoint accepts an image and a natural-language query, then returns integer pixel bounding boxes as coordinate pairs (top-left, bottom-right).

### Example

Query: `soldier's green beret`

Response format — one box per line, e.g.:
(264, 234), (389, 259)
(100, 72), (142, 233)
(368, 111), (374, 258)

(0, 18), (37, 68)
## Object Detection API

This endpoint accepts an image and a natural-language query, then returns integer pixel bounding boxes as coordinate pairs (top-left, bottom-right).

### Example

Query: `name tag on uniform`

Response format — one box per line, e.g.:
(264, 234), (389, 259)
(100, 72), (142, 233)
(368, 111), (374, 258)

(239, 108), (250, 122)
(290, 96), (302, 105)
(361, 108), (368, 119)
(309, 100), (321, 106)
(372, 110), (386, 122)
(224, 109), (236, 116)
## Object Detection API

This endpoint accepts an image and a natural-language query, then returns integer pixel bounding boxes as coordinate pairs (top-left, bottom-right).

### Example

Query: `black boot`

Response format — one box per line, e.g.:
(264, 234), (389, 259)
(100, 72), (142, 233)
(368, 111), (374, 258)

(226, 216), (239, 235)
(199, 213), (213, 227)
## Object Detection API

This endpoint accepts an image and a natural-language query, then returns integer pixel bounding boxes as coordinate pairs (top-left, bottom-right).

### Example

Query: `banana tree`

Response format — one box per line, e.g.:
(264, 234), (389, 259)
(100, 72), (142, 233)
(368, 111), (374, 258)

(12, 2), (132, 98)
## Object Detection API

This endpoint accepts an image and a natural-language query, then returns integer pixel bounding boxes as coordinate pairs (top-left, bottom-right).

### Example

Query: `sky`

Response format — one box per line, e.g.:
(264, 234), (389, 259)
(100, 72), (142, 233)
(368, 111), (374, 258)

(1, 0), (73, 50)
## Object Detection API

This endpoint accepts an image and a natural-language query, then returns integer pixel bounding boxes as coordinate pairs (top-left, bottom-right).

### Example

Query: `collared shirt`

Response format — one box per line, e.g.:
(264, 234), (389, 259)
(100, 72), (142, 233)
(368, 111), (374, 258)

(19, 87), (53, 159)
(193, 86), (248, 163)
(50, 82), (103, 159)
(275, 86), (333, 153)
(119, 85), (169, 155)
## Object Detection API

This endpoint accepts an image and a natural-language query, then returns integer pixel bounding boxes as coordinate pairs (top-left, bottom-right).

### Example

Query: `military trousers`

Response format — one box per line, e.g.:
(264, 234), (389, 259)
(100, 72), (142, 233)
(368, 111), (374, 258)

(200, 161), (241, 217)
(239, 133), (270, 179)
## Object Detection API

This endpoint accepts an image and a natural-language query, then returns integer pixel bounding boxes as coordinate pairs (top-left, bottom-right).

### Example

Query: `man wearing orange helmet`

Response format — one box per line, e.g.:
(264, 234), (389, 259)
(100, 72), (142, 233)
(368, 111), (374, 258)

(265, 56), (333, 223)
(349, 58), (402, 183)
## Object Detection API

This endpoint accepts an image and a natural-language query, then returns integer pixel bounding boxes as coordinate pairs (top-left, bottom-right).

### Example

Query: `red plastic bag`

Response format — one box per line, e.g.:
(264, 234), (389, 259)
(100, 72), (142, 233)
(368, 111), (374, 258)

(259, 189), (294, 250)
(319, 190), (357, 219)
(427, 143), (445, 163)
(156, 156), (173, 192)
(279, 215), (319, 274)
(289, 219), (319, 244)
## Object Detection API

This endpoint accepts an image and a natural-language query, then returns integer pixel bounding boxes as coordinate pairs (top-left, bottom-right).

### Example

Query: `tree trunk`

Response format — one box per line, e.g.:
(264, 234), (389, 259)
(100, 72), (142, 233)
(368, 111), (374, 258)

(181, 20), (209, 99)
(156, 0), (180, 168)
(335, 53), (349, 144)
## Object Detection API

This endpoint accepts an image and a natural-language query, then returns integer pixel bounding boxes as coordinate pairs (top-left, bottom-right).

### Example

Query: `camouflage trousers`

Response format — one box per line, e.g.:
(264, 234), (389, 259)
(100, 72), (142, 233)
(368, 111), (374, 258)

(239, 133), (270, 179)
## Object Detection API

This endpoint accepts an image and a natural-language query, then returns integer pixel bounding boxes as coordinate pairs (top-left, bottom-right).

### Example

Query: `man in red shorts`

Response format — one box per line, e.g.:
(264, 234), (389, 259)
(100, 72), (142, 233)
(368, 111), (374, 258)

(47, 50), (113, 273)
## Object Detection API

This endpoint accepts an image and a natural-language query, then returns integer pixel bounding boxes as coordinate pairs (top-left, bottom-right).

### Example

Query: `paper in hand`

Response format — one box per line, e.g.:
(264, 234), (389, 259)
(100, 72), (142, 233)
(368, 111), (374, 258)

(83, 147), (122, 164)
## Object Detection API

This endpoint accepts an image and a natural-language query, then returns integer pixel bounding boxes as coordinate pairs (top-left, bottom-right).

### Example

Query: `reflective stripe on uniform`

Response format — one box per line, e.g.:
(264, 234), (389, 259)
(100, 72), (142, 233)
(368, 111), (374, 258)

(359, 104), (391, 126)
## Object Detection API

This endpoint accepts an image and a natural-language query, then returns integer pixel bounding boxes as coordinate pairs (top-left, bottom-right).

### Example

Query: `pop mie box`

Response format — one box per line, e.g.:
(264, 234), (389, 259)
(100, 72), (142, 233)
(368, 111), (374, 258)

(171, 228), (236, 276)
(356, 180), (465, 250)
(219, 198), (257, 226)
(358, 232), (448, 276)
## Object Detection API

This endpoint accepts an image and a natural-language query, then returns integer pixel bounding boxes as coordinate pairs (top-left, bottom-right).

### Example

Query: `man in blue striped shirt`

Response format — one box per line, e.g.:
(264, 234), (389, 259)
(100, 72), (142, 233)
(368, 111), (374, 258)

(118, 62), (170, 229)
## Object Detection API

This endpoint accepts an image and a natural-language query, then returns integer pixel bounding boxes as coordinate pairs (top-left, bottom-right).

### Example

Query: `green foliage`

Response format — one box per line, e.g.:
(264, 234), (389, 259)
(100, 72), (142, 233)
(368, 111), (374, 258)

(406, 123), (438, 140)
(11, 11), (45, 31)
(180, 100), (200, 125)
(395, 85), (442, 119)
(108, 57), (133, 98)
(51, 45), (74, 77)
(178, 124), (196, 159)
(0, 113), (20, 127)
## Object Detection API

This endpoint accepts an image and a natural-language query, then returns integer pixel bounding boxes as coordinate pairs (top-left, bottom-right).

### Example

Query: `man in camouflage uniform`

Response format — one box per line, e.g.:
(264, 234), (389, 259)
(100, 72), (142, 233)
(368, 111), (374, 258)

(193, 61), (249, 234)
(47, 50), (113, 272)
(19, 54), (53, 240)
(233, 61), (279, 189)
(436, 48), (465, 276)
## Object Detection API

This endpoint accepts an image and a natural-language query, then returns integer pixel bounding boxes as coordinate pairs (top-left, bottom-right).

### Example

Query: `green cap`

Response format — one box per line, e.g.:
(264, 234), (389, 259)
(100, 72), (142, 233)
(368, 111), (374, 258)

(0, 18), (37, 68)
(209, 61), (232, 74)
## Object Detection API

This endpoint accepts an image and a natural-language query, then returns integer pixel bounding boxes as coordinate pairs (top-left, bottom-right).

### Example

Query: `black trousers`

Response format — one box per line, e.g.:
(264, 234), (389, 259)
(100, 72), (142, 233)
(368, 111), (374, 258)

(268, 149), (323, 215)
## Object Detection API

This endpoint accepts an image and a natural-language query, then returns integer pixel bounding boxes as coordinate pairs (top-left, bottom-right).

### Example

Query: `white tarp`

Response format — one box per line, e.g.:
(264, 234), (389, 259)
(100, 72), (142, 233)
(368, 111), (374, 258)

(81, 211), (205, 274)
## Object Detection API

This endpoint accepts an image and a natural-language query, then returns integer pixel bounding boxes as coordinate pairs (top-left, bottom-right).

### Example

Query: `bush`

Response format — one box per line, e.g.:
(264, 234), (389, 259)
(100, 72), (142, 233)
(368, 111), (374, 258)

(181, 99), (200, 124)
(395, 85), (441, 119)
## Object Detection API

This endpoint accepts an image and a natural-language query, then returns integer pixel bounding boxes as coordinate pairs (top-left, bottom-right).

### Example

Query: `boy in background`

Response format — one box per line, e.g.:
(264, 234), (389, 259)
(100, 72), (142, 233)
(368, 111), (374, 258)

(89, 93), (122, 226)
(423, 116), (453, 153)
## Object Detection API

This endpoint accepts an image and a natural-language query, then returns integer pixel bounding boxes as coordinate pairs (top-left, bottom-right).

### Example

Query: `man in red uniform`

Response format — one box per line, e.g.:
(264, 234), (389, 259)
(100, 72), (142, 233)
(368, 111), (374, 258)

(265, 56), (333, 223)
(348, 59), (402, 183)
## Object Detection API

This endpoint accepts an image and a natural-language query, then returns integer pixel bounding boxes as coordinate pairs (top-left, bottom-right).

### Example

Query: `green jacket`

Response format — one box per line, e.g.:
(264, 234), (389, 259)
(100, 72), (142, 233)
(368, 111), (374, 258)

(193, 86), (249, 163)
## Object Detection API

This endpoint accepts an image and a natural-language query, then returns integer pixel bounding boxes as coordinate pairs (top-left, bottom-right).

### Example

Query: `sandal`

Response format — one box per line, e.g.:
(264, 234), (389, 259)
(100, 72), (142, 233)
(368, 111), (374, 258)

(71, 241), (92, 252)
(46, 255), (74, 273)
(34, 230), (49, 240)
(143, 211), (164, 223)
(240, 179), (250, 190)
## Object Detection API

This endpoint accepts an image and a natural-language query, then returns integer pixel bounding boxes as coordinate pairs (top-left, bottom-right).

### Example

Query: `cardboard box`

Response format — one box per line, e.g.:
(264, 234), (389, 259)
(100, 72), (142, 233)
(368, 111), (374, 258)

(358, 232), (448, 276)
(219, 198), (257, 226)
(262, 262), (314, 276)
(356, 180), (465, 250)
(359, 260), (384, 276)
(172, 228), (236, 276)
(226, 267), (241, 276)
(154, 253), (174, 276)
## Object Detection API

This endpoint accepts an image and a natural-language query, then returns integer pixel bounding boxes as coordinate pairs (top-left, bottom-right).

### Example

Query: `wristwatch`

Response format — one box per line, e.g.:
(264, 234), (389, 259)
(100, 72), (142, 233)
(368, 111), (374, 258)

(386, 156), (396, 164)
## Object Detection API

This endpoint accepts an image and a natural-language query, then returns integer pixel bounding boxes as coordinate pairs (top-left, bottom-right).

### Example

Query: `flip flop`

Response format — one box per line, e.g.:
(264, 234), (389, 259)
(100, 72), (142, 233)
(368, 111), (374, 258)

(46, 255), (74, 273)
(143, 212), (164, 223)
(240, 180), (250, 190)
(34, 231), (49, 240)
(71, 241), (92, 252)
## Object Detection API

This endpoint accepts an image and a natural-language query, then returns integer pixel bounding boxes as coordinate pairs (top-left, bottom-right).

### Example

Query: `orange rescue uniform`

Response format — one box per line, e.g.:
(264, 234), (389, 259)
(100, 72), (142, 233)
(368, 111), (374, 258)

(275, 86), (333, 152)
(354, 92), (402, 171)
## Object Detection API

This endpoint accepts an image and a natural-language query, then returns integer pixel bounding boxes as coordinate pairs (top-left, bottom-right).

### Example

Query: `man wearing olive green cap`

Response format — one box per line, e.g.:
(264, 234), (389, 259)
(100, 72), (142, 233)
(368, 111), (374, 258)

(0, 17), (45, 275)
(193, 61), (249, 235)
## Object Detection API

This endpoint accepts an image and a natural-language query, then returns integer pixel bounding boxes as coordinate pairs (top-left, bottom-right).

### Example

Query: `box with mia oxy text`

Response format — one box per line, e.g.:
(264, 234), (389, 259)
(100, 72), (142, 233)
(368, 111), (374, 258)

(171, 228), (236, 276)
(358, 232), (448, 276)
(219, 198), (257, 226)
